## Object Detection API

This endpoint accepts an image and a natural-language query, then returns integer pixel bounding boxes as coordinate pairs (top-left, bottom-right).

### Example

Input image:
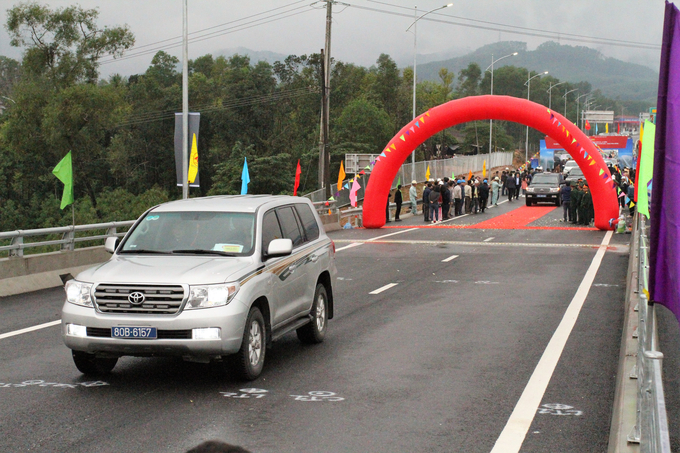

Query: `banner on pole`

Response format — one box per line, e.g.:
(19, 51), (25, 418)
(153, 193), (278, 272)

(174, 113), (201, 187)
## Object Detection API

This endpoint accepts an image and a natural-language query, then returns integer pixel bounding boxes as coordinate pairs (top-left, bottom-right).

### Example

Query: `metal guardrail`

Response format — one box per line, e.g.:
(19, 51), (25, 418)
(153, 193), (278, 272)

(0, 221), (135, 258)
(627, 213), (671, 452)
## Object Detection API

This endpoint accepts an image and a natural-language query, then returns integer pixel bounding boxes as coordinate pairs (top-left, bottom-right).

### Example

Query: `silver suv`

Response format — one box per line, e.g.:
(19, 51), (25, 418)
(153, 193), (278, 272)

(61, 195), (337, 380)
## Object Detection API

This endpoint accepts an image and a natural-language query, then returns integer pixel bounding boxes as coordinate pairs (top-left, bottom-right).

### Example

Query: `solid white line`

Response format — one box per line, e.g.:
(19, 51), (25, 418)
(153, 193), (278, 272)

(369, 283), (398, 295)
(442, 255), (459, 263)
(336, 228), (418, 253)
(366, 228), (418, 241)
(335, 242), (362, 252)
(490, 230), (613, 453)
(483, 237), (495, 242)
(0, 320), (61, 341)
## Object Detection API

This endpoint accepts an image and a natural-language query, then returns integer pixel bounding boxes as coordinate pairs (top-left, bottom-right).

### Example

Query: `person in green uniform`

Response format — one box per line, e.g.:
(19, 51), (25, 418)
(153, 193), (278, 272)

(569, 179), (583, 224)
(580, 184), (594, 226)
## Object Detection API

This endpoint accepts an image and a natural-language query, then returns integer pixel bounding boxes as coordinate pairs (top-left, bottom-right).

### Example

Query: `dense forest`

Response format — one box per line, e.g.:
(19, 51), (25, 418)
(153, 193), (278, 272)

(0, 3), (642, 231)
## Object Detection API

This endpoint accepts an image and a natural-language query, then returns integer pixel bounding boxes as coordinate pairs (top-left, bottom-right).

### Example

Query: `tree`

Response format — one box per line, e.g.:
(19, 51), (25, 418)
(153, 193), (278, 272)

(6, 2), (134, 86)
(457, 62), (481, 97)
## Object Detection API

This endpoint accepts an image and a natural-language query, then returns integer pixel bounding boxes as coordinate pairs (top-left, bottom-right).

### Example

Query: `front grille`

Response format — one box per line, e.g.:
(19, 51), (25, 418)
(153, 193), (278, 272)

(94, 284), (185, 314)
(85, 327), (192, 339)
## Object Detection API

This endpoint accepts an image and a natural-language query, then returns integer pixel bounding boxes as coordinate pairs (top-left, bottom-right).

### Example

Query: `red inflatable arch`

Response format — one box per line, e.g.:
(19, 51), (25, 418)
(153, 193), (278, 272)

(363, 95), (619, 230)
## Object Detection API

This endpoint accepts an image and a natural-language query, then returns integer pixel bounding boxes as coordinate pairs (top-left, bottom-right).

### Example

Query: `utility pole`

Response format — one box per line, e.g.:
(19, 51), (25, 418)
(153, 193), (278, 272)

(318, 0), (333, 198)
(181, 0), (189, 200)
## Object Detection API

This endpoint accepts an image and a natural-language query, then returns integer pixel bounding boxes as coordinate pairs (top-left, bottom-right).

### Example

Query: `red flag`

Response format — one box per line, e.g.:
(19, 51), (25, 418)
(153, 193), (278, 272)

(617, 123), (620, 134)
(293, 159), (301, 196)
(585, 120), (591, 130)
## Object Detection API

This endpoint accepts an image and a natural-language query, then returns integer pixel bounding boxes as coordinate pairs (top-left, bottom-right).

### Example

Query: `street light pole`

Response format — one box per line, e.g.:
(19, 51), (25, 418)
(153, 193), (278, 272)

(563, 88), (578, 120)
(485, 52), (518, 158)
(547, 81), (565, 110)
(181, 0), (189, 200)
(576, 93), (589, 130)
(406, 3), (453, 182)
(524, 70), (548, 167)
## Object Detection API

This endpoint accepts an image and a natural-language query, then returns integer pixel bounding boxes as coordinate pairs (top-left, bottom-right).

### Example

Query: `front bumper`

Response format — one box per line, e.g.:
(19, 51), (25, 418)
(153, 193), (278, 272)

(527, 193), (559, 202)
(61, 299), (249, 359)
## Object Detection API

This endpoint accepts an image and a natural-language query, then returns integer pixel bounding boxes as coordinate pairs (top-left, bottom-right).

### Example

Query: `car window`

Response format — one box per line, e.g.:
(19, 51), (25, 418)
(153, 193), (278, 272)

(294, 203), (320, 242)
(276, 206), (303, 247)
(261, 210), (283, 253)
(531, 174), (559, 184)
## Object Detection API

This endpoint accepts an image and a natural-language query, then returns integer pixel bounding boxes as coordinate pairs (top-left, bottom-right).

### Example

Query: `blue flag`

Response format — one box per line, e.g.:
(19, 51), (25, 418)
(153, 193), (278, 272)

(241, 157), (250, 195)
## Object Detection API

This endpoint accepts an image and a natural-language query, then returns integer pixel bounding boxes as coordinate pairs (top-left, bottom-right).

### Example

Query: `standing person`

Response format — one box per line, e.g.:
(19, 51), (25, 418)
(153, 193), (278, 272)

(479, 179), (490, 213)
(514, 172), (521, 200)
(422, 182), (432, 222)
(447, 180), (455, 218)
(559, 181), (572, 222)
(440, 181), (451, 220)
(471, 180), (480, 213)
(581, 184), (594, 225)
(385, 192), (391, 223)
(429, 184), (441, 223)
(453, 180), (463, 216)
(394, 184), (403, 222)
(505, 172), (516, 202)
(464, 180), (472, 214)
(491, 177), (501, 206)
(569, 182), (582, 224)
(501, 169), (508, 196)
(521, 173), (529, 197)
(409, 180), (418, 214)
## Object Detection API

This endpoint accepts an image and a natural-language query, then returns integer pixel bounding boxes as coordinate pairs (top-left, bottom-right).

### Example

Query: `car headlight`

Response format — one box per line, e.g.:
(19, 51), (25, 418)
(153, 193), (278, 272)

(186, 283), (240, 309)
(526, 187), (535, 193)
(65, 280), (94, 307)
(550, 188), (560, 193)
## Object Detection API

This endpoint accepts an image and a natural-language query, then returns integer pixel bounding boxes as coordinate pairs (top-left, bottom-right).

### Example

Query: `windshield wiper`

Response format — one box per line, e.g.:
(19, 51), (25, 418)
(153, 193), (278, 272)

(119, 249), (171, 254)
(171, 249), (238, 257)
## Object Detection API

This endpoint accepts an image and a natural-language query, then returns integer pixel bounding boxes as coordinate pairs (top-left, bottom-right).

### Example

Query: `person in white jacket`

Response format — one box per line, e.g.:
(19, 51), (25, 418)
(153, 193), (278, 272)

(409, 180), (418, 214)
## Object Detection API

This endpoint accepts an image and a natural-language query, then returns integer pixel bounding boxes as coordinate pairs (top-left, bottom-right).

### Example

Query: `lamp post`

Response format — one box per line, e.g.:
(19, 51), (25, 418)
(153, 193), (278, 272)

(562, 88), (578, 120)
(547, 81), (565, 110)
(576, 93), (589, 130)
(406, 3), (453, 182)
(524, 70), (548, 166)
(485, 52), (518, 158)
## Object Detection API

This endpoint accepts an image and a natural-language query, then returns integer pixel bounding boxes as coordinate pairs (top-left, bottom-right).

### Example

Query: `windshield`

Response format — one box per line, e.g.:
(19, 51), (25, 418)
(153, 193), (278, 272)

(530, 174), (559, 184)
(121, 211), (255, 255)
(568, 168), (584, 176)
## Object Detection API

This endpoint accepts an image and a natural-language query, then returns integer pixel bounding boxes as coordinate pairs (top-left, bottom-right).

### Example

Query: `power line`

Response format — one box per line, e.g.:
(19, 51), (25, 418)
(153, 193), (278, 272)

(354, 1), (661, 50)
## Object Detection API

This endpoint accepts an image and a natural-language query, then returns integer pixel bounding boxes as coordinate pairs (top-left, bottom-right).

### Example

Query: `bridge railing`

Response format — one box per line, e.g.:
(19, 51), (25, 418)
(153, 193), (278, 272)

(627, 213), (671, 452)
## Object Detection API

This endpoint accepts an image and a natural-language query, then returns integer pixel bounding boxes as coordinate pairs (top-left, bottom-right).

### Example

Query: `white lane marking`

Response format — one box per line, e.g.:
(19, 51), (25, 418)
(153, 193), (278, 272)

(335, 242), (362, 251)
(369, 283), (398, 295)
(490, 230), (613, 453)
(0, 320), (61, 341)
(366, 228), (418, 241)
(333, 239), (609, 249)
(483, 237), (495, 242)
(442, 255), (459, 262)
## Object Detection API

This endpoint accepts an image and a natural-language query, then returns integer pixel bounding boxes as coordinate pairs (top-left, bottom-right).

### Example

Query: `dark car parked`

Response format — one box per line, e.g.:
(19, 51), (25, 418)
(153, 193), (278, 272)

(564, 167), (584, 184)
(526, 172), (563, 206)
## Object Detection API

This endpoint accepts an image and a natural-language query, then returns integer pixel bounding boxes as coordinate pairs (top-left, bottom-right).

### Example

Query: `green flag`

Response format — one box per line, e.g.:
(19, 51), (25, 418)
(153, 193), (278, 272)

(52, 151), (74, 210)
(396, 176), (401, 187)
(451, 170), (456, 180)
(637, 121), (655, 218)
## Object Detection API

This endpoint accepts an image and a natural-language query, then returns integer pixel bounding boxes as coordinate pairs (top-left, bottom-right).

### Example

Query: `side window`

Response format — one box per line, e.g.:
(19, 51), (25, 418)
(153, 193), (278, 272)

(276, 207), (303, 247)
(261, 210), (283, 253)
(294, 203), (320, 242)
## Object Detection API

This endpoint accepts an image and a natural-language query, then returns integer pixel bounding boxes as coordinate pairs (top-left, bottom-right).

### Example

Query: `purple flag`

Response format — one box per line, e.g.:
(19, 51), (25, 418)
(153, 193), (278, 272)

(650, 1), (680, 321)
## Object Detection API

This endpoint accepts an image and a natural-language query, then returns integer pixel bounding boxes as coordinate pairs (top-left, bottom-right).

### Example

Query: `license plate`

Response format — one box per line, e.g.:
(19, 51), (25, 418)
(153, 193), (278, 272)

(537, 195), (547, 198)
(112, 326), (157, 339)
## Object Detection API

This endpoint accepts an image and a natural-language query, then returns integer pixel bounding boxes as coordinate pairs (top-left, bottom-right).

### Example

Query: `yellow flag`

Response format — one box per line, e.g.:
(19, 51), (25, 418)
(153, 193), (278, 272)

(337, 160), (346, 190)
(425, 165), (431, 180)
(188, 133), (199, 183)
(482, 160), (487, 177)
(606, 123), (609, 134)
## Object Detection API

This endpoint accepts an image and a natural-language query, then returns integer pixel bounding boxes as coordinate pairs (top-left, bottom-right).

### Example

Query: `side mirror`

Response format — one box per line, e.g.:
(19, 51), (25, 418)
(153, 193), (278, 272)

(265, 238), (293, 258)
(105, 236), (119, 254)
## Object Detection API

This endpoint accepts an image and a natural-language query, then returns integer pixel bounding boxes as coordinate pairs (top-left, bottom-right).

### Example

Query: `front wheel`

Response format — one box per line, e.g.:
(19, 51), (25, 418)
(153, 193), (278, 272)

(526, 198), (532, 206)
(231, 307), (266, 380)
(72, 351), (118, 375)
(297, 283), (328, 344)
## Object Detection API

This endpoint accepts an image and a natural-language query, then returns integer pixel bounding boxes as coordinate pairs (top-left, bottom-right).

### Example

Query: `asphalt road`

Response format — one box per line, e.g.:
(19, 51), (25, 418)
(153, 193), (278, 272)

(0, 199), (631, 453)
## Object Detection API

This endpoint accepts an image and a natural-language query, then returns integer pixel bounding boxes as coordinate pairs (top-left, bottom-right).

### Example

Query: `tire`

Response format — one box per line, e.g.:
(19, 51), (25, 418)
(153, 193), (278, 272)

(72, 351), (118, 375)
(231, 307), (266, 380)
(297, 283), (328, 344)
(526, 198), (532, 206)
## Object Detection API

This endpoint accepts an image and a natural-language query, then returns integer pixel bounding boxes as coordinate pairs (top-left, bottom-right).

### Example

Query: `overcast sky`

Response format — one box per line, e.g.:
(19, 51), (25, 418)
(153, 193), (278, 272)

(0, 0), (667, 78)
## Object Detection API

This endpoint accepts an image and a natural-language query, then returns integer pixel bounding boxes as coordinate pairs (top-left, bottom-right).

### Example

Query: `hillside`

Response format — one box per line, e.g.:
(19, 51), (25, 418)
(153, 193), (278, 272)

(416, 41), (659, 102)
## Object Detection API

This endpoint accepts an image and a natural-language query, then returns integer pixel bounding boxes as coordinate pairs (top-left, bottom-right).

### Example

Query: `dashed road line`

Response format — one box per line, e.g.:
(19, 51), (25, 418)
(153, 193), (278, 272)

(369, 283), (398, 295)
(335, 228), (418, 253)
(0, 320), (61, 341)
(334, 238), (611, 249)
(441, 255), (459, 262)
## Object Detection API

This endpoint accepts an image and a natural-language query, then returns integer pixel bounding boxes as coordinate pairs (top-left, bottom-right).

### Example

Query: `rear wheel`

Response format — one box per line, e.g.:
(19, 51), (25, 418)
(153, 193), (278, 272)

(231, 307), (266, 380)
(297, 283), (328, 344)
(72, 351), (118, 375)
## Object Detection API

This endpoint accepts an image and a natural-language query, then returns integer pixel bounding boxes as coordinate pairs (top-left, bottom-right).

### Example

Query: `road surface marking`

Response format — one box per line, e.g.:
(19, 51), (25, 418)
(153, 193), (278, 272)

(336, 242), (362, 251)
(442, 255), (459, 262)
(336, 228), (417, 253)
(366, 228), (417, 241)
(334, 238), (610, 249)
(0, 320), (61, 341)
(483, 237), (495, 242)
(369, 283), (398, 295)
(490, 230), (613, 453)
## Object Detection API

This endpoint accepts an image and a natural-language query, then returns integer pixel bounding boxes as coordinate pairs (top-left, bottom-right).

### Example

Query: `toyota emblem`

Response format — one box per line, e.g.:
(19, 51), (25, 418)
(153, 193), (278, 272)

(128, 291), (145, 305)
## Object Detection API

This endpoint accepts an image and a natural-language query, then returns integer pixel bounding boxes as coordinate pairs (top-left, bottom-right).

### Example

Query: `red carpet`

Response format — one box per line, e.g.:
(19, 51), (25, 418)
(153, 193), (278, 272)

(470, 205), (556, 229)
